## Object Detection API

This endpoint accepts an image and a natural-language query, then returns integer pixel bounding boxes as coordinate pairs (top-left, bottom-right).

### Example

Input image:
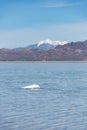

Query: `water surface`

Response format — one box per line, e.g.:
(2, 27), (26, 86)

(0, 62), (87, 130)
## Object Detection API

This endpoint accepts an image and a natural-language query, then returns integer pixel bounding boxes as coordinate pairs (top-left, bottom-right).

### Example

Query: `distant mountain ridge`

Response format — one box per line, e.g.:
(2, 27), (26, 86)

(27, 39), (68, 50)
(15, 39), (68, 50)
(1, 39), (87, 61)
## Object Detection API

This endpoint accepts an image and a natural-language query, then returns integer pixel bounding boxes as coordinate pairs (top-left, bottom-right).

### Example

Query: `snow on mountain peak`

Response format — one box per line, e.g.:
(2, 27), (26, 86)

(38, 39), (53, 46)
(37, 39), (68, 47)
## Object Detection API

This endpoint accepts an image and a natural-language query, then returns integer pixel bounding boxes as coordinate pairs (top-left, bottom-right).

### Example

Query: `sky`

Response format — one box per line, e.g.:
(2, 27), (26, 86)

(0, 0), (87, 48)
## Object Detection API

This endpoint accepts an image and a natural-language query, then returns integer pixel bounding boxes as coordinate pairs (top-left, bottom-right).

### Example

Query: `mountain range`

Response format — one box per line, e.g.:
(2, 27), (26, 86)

(15, 39), (68, 50)
(1, 39), (87, 61)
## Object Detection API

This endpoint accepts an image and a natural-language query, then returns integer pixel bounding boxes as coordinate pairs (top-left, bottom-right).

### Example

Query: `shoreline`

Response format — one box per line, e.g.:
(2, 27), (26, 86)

(0, 60), (87, 63)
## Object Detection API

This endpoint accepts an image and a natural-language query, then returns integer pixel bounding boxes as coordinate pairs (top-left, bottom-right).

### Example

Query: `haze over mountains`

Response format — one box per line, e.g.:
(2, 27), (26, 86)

(1, 39), (87, 61)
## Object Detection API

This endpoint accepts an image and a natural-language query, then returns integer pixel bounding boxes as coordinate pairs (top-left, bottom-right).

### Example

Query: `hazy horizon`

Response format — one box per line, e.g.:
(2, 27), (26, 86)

(0, 0), (87, 48)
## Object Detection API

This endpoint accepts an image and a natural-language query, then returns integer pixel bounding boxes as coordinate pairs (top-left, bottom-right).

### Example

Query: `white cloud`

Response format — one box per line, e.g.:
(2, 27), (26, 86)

(0, 22), (87, 48)
(44, 1), (81, 8)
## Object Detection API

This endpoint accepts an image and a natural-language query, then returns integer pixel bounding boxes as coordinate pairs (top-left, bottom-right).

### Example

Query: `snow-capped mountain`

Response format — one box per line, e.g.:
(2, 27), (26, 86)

(38, 39), (68, 46)
(2, 39), (87, 61)
(28, 39), (68, 50)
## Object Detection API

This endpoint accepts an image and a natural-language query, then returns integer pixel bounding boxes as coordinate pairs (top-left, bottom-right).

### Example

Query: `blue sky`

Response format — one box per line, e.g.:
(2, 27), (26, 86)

(0, 0), (87, 48)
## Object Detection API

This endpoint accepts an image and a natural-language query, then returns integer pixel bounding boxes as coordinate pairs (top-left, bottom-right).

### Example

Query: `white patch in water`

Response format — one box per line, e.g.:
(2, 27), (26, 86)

(22, 84), (40, 90)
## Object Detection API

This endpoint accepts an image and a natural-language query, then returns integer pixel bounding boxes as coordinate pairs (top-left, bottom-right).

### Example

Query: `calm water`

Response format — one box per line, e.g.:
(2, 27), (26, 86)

(1, 62), (87, 130)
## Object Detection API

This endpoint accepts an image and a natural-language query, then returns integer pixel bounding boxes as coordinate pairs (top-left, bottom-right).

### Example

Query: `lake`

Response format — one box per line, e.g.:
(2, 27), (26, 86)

(0, 62), (87, 130)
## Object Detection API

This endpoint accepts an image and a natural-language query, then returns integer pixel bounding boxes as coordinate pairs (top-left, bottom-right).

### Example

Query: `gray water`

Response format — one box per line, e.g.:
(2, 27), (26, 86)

(0, 62), (87, 130)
